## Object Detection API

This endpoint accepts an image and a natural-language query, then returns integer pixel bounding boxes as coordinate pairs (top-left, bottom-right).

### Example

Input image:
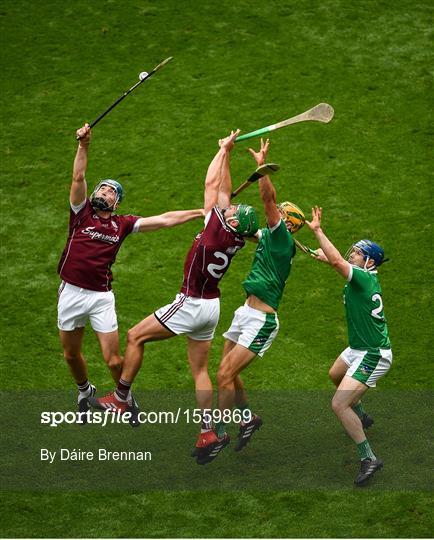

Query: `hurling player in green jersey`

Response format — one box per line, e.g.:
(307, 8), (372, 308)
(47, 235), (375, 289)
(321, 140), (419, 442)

(306, 206), (392, 486)
(195, 139), (305, 465)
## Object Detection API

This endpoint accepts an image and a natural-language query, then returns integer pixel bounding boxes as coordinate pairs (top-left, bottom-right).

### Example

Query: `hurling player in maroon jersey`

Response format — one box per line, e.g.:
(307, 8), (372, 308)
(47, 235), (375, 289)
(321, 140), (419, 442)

(58, 123), (204, 422)
(198, 139), (306, 464)
(89, 129), (259, 451)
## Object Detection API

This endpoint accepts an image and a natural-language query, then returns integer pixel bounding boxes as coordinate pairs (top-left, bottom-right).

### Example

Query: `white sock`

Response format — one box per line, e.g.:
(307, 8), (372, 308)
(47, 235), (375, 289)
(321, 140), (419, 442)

(77, 383), (94, 403)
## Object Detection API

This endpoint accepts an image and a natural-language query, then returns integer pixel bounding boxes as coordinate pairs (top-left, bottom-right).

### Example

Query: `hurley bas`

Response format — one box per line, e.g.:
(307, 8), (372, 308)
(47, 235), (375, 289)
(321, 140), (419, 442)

(40, 448), (151, 463)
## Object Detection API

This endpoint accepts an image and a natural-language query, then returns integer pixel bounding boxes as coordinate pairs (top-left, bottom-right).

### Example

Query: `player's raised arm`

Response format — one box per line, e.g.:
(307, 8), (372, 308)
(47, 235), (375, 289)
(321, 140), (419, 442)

(134, 209), (205, 232)
(306, 206), (351, 278)
(203, 148), (225, 215)
(71, 123), (91, 206)
(204, 130), (239, 214)
(248, 139), (280, 229)
(217, 129), (240, 209)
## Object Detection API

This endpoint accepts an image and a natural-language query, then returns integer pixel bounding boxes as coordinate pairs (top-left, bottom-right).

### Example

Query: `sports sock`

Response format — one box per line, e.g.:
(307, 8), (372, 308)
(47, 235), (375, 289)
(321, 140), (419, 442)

(115, 378), (131, 402)
(77, 380), (94, 403)
(238, 403), (252, 426)
(77, 380), (90, 394)
(352, 402), (365, 420)
(201, 409), (212, 433)
(357, 439), (376, 461)
(215, 421), (226, 438)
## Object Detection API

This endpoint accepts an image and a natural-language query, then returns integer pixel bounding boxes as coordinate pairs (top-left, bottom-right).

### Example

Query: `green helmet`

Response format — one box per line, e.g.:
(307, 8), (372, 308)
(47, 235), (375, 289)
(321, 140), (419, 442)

(227, 204), (259, 237)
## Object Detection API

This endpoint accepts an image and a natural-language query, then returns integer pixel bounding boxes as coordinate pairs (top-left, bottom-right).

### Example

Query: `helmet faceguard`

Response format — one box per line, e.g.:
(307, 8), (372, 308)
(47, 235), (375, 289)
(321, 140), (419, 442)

(225, 204), (259, 237)
(345, 239), (387, 269)
(277, 201), (305, 233)
(90, 179), (124, 211)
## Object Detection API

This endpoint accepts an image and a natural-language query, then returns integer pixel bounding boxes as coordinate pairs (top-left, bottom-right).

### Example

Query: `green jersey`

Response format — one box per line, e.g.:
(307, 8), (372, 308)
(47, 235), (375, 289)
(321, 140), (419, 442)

(344, 266), (391, 350)
(243, 220), (295, 310)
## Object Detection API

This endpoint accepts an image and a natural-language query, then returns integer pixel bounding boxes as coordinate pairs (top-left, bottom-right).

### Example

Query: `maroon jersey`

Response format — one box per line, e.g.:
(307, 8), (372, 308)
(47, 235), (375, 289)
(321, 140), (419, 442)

(58, 199), (139, 292)
(181, 206), (245, 299)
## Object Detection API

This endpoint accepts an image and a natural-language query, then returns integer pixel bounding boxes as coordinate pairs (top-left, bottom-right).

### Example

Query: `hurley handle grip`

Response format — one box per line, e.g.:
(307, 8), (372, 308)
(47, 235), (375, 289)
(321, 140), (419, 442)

(235, 126), (271, 142)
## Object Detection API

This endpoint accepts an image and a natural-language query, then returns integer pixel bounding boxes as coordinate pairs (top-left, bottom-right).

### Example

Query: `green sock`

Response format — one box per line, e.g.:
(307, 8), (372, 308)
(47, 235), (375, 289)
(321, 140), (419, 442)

(357, 439), (376, 461)
(238, 403), (250, 412)
(216, 421), (226, 438)
(237, 403), (252, 424)
(352, 402), (365, 419)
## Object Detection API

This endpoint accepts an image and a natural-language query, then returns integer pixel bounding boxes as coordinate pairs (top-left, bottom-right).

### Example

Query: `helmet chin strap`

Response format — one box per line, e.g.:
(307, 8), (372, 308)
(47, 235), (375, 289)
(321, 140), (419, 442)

(363, 256), (375, 271)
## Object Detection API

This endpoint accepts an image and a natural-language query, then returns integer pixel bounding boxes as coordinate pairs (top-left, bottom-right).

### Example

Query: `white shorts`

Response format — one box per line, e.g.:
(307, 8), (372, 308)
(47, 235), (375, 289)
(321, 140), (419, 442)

(341, 346), (393, 387)
(223, 303), (279, 357)
(154, 293), (220, 341)
(57, 281), (118, 333)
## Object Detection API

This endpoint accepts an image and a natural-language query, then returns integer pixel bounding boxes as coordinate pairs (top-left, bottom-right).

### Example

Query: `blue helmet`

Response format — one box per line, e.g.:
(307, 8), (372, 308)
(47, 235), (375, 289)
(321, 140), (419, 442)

(90, 179), (123, 211)
(353, 239), (386, 267)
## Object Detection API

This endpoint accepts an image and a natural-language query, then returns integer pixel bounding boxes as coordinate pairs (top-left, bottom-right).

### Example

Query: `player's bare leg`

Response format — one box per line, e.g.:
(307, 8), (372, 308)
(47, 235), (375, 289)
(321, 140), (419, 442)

(332, 376), (368, 442)
(188, 337), (218, 457)
(196, 345), (256, 464)
(220, 340), (249, 405)
(95, 330), (122, 382)
(332, 375), (383, 485)
(187, 337), (213, 410)
(329, 356), (348, 386)
(216, 340), (251, 413)
(121, 314), (175, 381)
(60, 328), (96, 422)
(330, 356), (373, 429)
(216, 345), (256, 443)
(222, 338), (237, 356)
(192, 340), (240, 461)
(88, 314), (174, 413)
(233, 360), (263, 452)
(96, 329), (140, 427)
(59, 328), (87, 383)
(217, 344), (256, 413)
(220, 340), (249, 408)
(234, 375), (248, 406)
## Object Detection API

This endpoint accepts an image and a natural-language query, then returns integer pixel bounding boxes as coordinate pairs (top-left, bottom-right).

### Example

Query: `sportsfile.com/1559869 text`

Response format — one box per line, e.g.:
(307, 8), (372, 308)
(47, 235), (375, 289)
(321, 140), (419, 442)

(40, 408), (252, 428)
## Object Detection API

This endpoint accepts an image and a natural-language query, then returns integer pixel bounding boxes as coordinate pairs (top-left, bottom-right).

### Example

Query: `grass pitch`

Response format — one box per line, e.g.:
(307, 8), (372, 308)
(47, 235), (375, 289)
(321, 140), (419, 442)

(1, 0), (433, 537)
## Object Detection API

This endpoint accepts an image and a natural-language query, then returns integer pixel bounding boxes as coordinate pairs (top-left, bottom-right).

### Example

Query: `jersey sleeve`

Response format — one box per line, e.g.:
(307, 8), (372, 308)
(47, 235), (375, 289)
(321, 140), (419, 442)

(204, 209), (213, 227)
(349, 266), (373, 288)
(69, 199), (91, 228)
(70, 199), (87, 214)
(203, 206), (224, 228)
(268, 219), (295, 254)
(268, 218), (285, 234)
(120, 214), (141, 236)
(204, 207), (225, 232)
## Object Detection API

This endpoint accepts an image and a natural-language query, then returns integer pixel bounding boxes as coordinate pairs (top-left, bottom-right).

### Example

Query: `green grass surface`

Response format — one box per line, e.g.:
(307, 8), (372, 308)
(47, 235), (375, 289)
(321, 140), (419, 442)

(2, 491), (433, 538)
(1, 0), (432, 537)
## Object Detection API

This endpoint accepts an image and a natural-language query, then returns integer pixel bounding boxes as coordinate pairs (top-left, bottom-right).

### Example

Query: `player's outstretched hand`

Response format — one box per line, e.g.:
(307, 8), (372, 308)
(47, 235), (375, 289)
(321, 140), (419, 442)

(76, 123), (91, 146)
(248, 138), (269, 166)
(306, 206), (323, 233)
(218, 129), (240, 152)
(311, 247), (329, 263)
